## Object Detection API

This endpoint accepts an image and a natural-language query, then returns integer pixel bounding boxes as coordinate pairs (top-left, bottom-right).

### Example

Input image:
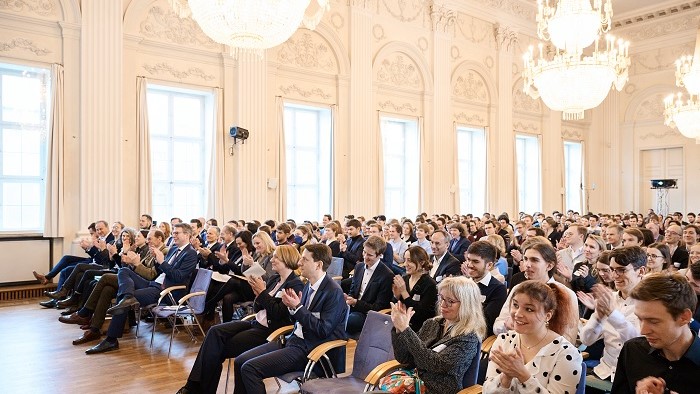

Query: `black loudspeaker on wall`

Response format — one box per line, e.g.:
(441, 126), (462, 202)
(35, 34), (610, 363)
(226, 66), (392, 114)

(230, 126), (249, 144)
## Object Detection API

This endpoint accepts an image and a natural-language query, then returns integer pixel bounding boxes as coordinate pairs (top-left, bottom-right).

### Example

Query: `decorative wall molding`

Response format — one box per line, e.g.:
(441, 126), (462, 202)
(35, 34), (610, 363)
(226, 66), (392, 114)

(330, 12), (345, 31)
(279, 84), (333, 99)
(484, 56), (494, 69)
(484, 0), (535, 21)
(373, 24), (385, 42)
(494, 23), (518, 52)
(455, 12), (492, 45)
(376, 54), (423, 90)
(142, 63), (215, 81)
(0, 0), (57, 17)
(380, 0), (425, 23)
(451, 46), (461, 61)
(562, 128), (582, 139)
(624, 83), (637, 95)
(513, 88), (541, 113)
(630, 43), (694, 77)
(639, 129), (679, 140)
(513, 121), (539, 132)
(620, 13), (698, 42)
(276, 32), (338, 73)
(634, 93), (666, 121)
(417, 37), (429, 52)
(0, 38), (51, 56)
(139, 6), (219, 50)
(614, 3), (700, 29)
(452, 71), (489, 103)
(454, 111), (487, 125)
(378, 100), (418, 113)
(430, 3), (456, 32)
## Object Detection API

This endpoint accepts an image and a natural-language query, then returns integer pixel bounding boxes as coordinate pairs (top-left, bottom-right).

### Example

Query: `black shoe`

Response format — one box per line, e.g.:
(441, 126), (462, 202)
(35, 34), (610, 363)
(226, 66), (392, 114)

(61, 306), (79, 316)
(45, 288), (68, 300)
(106, 296), (140, 316)
(39, 299), (58, 308)
(57, 293), (80, 308)
(85, 339), (119, 354)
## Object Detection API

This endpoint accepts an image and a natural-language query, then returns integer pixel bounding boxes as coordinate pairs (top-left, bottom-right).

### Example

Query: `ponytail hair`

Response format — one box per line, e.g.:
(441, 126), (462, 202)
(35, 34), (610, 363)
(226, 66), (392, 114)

(511, 281), (578, 344)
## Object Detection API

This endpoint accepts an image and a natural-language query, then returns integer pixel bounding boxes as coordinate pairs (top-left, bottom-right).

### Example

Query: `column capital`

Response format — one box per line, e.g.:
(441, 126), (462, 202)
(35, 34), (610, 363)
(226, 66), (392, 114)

(494, 23), (519, 53)
(430, 3), (456, 33)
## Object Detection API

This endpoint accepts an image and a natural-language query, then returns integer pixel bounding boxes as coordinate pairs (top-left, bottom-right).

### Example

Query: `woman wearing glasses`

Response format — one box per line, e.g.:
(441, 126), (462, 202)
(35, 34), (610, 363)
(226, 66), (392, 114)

(644, 242), (671, 274)
(483, 281), (583, 393)
(389, 276), (486, 394)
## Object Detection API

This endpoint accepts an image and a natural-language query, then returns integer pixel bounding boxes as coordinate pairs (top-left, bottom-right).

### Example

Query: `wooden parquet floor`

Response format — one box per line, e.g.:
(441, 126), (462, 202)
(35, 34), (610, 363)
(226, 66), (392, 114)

(0, 298), (355, 394)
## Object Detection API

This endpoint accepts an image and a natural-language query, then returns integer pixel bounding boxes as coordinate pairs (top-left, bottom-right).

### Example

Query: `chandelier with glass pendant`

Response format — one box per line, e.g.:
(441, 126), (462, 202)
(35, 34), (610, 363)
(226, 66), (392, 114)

(167, 0), (330, 57)
(663, 25), (700, 143)
(522, 0), (630, 120)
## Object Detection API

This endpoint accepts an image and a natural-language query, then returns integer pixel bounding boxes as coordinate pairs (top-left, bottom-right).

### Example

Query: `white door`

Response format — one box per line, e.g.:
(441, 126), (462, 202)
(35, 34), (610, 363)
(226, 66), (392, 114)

(640, 148), (684, 216)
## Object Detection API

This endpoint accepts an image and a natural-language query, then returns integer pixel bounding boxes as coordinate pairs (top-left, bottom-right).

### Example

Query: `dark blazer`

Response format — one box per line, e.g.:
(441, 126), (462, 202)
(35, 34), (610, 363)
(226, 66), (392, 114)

(395, 274), (438, 331)
(671, 246), (689, 269)
(341, 235), (365, 277)
(151, 244), (199, 300)
(478, 275), (507, 337)
(431, 252), (461, 283)
(199, 241), (222, 269)
(326, 240), (341, 258)
(215, 241), (242, 274)
(253, 272), (304, 330)
(448, 237), (470, 263)
(290, 274), (348, 372)
(348, 262), (394, 314)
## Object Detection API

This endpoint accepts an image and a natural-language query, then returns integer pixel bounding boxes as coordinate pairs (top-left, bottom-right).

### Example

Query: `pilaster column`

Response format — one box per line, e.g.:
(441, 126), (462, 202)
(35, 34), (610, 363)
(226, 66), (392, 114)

(79, 0), (123, 227)
(348, 3), (374, 216)
(493, 24), (518, 215)
(591, 91), (621, 213)
(235, 52), (268, 220)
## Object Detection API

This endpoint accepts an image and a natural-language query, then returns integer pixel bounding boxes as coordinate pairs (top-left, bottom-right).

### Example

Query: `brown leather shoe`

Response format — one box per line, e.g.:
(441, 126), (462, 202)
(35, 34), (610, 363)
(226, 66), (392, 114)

(45, 288), (68, 300)
(33, 271), (51, 285)
(58, 312), (90, 326)
(73, 330), (101, 345)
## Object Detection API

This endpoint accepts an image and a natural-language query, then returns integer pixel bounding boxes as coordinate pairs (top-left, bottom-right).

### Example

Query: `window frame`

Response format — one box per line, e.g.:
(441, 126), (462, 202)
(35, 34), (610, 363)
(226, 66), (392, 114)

(379, 114), (420, 219)
(455, 124), (487, 215)
(514, 133), (542, 215)
(563, 139), (585, 214)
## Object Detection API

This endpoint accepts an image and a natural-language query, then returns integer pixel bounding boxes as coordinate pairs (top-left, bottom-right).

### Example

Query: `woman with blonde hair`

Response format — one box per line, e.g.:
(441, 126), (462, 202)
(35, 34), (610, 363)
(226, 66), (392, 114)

(484, 281), (583, 393)
(485, 234), (509, 279)
(251, 231), (276, 279)
(386, 276), (485, 394)
(159, 221), (172, 247)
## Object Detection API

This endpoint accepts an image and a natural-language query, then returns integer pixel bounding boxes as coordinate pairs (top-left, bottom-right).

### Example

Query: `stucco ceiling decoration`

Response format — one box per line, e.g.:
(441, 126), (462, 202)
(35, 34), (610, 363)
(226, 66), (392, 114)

(380, 0), (425, 22)
(630, 43), (695, 76)
(455, 13), (492, 44)
(139, 6), (219, 50)
(0, 0), (56, 17)
(635, 93), (666, 121)
(276, 31), (338, 73)
(376, 54), (423, 90)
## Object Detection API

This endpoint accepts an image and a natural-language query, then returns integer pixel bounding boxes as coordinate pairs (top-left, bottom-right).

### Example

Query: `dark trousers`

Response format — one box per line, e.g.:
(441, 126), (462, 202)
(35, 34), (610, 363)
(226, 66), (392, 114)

(47, 255), (88, 279)
(81, 273), (119, 330)
(204, 278), (253, 322)
(234, 338), (308, 394)
(62, 262), (101, 292)
(346, 311), (367, 335)
(106, 269), (161, 339)
(188, 320), (271, 394)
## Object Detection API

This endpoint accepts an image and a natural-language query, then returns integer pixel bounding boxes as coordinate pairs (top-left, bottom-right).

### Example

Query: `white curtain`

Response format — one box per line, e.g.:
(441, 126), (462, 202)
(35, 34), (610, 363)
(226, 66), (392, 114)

(276, 97), (287, 221)
(136, 77), (152, 216)
(376, 111), (385, 214)
(43, 64), (64, 237)
(206, 88), (225, 220)
(330, 104), (338, 219)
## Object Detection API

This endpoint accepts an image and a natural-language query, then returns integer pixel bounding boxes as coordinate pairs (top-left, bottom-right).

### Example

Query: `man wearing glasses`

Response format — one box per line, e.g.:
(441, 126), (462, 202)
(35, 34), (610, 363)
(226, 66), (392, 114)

(665, 224), (689, 270)
(579, 246), (645, 384)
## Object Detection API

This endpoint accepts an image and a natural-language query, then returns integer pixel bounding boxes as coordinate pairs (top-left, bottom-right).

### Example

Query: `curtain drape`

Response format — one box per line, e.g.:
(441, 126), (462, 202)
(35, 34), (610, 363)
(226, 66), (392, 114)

(206, 88), (225, 220)
(276, 97), (287, 222)
(376, 112), (385, 214)
(136, 76), (152, 216)
(43, 64), (64, 237)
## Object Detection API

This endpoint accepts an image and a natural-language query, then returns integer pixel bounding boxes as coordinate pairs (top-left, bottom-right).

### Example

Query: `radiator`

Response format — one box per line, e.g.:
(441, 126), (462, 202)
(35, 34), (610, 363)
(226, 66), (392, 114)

(0, 237), (52, 286)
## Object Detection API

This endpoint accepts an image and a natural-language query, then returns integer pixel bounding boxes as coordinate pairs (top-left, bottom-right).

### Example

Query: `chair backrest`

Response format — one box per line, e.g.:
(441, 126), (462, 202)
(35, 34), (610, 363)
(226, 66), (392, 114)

(352, 311), (395, 379)
(186, 268), (213, 314)
(328, 257), (343, 278)
(575, 361), (586, 394)
(462, 339), (482, 388)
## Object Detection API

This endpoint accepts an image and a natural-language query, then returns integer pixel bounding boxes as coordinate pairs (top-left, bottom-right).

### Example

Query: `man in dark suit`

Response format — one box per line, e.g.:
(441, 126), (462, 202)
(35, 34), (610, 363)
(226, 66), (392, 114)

(461, 241), (507, 336)
(344, 235), (394, 335)
(233, 243), (347, 394)
(447, 223), (470, 263)
(666, 224), (689, 269)
(429, 230), (461, 283)
(85, 223), (199, 354)
(340, 219), (365, 278)
(196, 225), (222, 270)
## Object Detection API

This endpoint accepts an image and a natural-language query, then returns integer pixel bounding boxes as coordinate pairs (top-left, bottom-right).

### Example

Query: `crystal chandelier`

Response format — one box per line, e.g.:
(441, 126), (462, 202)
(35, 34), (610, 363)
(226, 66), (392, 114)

(167, 0), (330, 56)
(664, 26), (700, 143)
(537, 0), (613, 54)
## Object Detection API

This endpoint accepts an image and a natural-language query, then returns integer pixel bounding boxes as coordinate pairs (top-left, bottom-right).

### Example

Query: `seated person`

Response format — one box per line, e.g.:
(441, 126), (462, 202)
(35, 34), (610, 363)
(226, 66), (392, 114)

(195, 225), (222, 270)
(84, 223), (198, 354)
(391, 246), (438, 331)
(493, 237), (579, 345)
(176, 245), (304, 394)
(483, 281), (583, 393)
(33, 222), (100, 285)
(612, 272), (700, 393)
(461, 241), (508, 336)
(447, 222), (470, 263)
(387, 223), (408, 275)
(339, 219), (365, 278)
(345, 235), (394, 335)
(410, 223), (433, 255)
(428, 230), (461, 283)
(387, 276), (485, 394)
(578, 246), (644, 382)
(232, 243), (347, 393)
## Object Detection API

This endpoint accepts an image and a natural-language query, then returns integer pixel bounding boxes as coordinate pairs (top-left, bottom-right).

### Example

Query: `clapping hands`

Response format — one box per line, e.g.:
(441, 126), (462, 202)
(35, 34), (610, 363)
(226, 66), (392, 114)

(390, 301), (414, 333)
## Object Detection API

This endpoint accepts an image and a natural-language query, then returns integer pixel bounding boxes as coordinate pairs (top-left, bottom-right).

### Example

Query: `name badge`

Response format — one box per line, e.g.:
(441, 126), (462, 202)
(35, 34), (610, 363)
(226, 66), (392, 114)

(312, 312), (320, 319)
(432, 344), (447, 353)
(275, 291), (283, 298)
(412, 294), (421, 302)
(436, 275), (443, 282)
(480, 295), (486, 303)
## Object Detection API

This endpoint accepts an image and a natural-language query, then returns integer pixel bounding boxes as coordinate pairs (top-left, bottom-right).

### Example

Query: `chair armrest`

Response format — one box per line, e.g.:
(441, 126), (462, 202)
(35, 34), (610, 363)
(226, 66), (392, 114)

(364, 359), (403, 385)
(177, 291), (206, 305)
(481, 335), (498, 354)
(377, 308), (391, 315)
(241, 314), (256, 321)
(307, 340), (348, 362)
(331, 276), (343, 281)
(266, 325), (294, 342)
(159, 285), (186, 297)
(457, 384), (483, 394)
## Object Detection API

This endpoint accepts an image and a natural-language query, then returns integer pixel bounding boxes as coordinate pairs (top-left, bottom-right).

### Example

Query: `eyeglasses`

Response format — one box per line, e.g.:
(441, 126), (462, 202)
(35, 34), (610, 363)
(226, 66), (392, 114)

(646, 254), (663, 259)
(666, 231), (681, 236)
(610, 266), (632, 276)
(438, 295), (460, 306)
(596, 267), (612, 274)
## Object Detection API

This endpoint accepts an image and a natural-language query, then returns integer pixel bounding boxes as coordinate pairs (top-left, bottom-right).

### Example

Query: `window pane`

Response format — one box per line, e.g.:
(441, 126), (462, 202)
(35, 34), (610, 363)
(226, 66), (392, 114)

(456, 126), (486, 215)
(147, 84), (211, 221)
(283, 103), (333, 222)
(381, 117), (419, 219)
(0, 63), (50, 232)
(515, 134), (541, 214)
(564, 141), (583, 213)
